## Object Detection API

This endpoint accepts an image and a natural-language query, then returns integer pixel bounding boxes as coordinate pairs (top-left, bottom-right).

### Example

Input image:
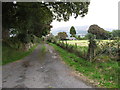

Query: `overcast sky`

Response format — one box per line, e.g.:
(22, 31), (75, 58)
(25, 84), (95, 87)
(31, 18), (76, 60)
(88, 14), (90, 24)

(51, 0), (119, 30)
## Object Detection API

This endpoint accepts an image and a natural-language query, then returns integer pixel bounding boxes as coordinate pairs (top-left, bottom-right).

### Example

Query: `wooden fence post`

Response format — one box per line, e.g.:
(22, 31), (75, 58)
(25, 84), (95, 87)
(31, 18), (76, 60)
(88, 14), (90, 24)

(66, 40), (68, 49)
(84, 50), (86, 59)
(87, 38), (97, 62)
(75, 43), (77, 48)
(117, 43), (120, 62)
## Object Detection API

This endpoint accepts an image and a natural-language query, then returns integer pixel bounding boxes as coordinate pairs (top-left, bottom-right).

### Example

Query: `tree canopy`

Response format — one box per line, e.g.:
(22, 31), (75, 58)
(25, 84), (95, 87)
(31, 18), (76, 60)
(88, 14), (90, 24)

(70, 26), (76, 37)
(2, 2), (90, 43)
(111, 30), (120, 38)
(57, 32), (68, 40)
(88, 24), (110, 39)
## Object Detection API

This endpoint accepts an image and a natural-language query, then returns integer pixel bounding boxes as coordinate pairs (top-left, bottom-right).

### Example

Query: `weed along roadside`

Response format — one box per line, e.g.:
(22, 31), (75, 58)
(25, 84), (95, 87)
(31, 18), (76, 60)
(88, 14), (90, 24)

(38, 44), (47, 62)
(41, 44), (46, 54)
(49, 43), (119, 88)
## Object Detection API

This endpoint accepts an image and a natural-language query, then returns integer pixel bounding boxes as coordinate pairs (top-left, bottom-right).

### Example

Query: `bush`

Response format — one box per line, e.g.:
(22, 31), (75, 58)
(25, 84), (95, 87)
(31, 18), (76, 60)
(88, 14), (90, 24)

(95, 39), (120, 61)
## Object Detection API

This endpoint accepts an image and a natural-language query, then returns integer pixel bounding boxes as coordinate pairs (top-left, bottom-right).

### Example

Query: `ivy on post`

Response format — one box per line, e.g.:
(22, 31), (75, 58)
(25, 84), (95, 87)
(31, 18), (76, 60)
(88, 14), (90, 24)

(75, 43), (77, 48)
(114, 38), (120, 62)
(117, 38), (120, 88)
(65, 40), (68, 49)
(87, 33), (97, 62)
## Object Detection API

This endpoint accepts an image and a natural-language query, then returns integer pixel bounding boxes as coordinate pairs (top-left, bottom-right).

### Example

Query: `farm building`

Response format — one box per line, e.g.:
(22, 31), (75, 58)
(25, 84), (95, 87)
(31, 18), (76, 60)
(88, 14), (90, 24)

(66, 37), (77, 40)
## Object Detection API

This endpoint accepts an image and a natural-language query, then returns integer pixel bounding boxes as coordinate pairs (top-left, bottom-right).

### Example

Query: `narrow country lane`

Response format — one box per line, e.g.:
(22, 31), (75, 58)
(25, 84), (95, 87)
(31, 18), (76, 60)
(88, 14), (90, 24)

(2, 44), (93, 88)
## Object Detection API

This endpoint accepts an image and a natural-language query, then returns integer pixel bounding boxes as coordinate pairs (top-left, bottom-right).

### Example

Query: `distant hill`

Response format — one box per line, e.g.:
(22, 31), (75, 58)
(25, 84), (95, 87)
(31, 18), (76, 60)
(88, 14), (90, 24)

(51, 25), (116, 37)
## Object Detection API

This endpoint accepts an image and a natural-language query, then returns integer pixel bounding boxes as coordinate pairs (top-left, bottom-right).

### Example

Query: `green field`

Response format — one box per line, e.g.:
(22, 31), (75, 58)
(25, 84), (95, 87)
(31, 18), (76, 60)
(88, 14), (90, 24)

(65, 40), (89, 46)
(64, 40), (114, 47)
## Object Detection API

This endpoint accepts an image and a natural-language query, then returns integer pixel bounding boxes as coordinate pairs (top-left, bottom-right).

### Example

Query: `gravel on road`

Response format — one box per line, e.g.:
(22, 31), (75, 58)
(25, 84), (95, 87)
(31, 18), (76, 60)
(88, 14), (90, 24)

(2, 44), (93, 88)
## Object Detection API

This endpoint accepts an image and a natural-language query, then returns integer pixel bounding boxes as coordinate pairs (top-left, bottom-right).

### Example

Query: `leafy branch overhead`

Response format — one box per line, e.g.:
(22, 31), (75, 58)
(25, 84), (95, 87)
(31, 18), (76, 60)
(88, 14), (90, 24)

(48, 2), (90, 21)
(2, 2), (90, 42)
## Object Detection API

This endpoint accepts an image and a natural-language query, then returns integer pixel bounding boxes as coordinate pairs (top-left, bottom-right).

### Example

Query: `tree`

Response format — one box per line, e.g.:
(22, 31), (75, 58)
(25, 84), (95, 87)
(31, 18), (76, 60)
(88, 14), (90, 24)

(57, 32), (68, 40)
(2, 2), (53, 43)
(2, 2), (90, 44)
(70, 26), (76, 37)
(112, 30), (120, 38)
(88, 24), (110, 39)
(77, 35), (81, 40)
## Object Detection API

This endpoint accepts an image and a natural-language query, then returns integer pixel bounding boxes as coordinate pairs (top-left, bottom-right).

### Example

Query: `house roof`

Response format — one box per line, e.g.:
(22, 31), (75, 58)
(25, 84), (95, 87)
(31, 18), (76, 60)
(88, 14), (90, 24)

(66, 37), (76, 39)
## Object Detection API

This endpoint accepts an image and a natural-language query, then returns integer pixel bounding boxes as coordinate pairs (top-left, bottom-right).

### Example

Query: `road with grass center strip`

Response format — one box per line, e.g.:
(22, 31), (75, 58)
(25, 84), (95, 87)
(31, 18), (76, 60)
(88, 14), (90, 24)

(2, 44), (93, 88)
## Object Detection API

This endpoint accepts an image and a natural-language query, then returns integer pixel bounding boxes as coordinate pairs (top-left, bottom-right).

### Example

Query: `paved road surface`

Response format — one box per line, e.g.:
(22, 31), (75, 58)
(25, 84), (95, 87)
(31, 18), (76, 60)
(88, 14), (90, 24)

(2, 44), (93, 88)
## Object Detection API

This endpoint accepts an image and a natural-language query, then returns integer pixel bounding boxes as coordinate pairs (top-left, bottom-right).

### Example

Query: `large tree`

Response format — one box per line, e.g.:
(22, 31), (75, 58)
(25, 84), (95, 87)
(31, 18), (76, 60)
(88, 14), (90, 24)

(70, 26), (76, 37)
(88, 24), (110, 39)
(2, 2), (90, 43)
(57, 32), (68, 40)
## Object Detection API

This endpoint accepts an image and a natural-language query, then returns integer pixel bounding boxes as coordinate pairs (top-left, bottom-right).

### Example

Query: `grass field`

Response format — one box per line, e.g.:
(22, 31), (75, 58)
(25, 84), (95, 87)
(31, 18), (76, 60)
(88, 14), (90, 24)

(63, 40), (114, 47)
(65, 40), (89, 46)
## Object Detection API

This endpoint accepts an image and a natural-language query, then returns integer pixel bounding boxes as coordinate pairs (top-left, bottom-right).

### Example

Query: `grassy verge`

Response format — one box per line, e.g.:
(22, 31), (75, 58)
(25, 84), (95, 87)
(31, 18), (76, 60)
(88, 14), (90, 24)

(77, 46), (88, 52)
(2, 43), (38, 65)
(49, 43), (119, 88)
(41, 44), (46, 53)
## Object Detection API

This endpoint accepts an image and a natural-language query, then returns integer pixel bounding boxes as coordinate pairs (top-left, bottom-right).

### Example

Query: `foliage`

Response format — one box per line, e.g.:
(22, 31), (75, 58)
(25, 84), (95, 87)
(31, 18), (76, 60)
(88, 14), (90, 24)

(95, 39), (120, 61)
(83, 33), (96, 40)
(46, 33), (57, 43)
(70, 26), (76, 37)
(48, 38), (119, 87)
(2, 2), (90, 42)
(87, 33), (97, 62)
(49, 40), (88, 59)
(2, 42), (38, 65)
(88, 24), (110, 39)
(50, 37), (119, 63)
(57, 32), (68, 40)
(111, 30), (120, 38)
(83, 33), (90, 40)
(76, 35), (81, 40)
(49, 43), (119, 88)
(2, 35), (41, 51)
(86, 33), (96, 40)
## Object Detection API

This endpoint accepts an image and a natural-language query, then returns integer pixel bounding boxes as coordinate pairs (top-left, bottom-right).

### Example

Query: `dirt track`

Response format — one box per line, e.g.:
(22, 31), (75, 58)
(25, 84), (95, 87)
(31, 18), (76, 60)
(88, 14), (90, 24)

(2, 44), (93, 88)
